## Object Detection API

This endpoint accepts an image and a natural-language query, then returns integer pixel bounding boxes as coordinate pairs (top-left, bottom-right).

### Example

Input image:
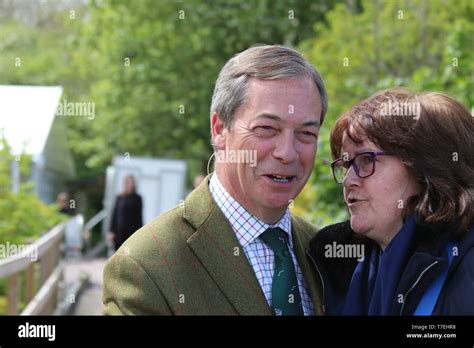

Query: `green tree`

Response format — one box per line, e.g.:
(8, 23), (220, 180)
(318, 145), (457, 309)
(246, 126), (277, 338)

(71, 0), (339, 183)
(0, 135), (66, 248)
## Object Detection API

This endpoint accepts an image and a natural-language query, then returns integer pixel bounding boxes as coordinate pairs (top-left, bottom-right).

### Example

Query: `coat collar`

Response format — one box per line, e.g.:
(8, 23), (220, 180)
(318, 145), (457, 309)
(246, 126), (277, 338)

(183, 175), (324, 315)
(291, 217), (325, 315)
(184, 176), (272, 315)
(310, 219), (474, 315)
(309, 221), (372, 296)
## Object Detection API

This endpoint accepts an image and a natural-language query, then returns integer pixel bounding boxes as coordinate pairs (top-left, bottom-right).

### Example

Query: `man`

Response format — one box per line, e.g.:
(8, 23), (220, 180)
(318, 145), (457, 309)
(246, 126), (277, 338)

(103, 44), (327, 315)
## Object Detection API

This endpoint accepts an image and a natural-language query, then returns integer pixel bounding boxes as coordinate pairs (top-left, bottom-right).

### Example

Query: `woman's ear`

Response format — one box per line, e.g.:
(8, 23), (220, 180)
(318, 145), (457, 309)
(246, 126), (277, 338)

(211, 112), (226, 150)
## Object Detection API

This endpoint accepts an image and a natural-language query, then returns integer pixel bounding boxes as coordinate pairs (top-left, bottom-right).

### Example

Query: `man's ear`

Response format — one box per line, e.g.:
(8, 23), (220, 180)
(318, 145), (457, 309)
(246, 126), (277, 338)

(211, 112), (226, 150)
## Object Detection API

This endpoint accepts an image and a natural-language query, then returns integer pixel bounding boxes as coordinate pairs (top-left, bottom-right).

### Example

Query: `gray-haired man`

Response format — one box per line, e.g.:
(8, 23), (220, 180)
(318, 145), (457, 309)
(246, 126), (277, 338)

(103, 44), (327, 315)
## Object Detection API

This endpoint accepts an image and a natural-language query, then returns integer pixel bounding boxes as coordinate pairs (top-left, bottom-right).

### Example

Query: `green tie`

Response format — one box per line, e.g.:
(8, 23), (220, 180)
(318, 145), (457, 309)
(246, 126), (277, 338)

(259, 227), (304, 316)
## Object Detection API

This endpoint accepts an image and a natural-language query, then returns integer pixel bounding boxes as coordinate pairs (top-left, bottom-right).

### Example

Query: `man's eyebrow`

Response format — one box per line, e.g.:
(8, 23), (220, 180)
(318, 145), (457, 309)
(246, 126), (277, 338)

(301, 120), (320, 128)
(255, 113), (281, 122)
(255, 113), (320, 127)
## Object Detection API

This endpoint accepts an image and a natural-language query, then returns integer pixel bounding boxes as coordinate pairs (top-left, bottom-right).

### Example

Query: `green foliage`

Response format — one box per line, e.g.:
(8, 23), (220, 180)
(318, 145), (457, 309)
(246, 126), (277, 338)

(0, 0), (341, 223)
(0, 185), (67, 246)
(68, 0), (339, 183)
(297, 0), (473, 225)
(0, 0), (471, 228)
(0, 136), (67, 249)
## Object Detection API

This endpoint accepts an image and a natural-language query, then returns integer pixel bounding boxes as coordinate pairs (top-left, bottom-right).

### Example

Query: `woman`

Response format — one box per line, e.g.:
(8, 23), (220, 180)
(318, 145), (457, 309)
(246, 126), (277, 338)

(109, 175), (143, 251)
(309, 88), (473, 315)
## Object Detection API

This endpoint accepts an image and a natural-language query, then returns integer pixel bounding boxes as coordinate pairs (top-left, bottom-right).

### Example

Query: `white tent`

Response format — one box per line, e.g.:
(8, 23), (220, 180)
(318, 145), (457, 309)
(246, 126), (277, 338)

(0, 85), (75, 203)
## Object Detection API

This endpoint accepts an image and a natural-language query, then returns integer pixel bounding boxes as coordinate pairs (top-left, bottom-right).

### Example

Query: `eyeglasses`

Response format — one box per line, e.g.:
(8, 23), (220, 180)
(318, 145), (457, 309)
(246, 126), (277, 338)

(331, 151), (387, 184)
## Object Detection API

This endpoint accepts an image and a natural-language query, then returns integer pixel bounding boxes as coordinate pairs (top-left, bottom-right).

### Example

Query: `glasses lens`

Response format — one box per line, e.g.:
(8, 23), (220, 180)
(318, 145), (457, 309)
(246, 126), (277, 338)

(354, 153), (375, 178)
(332, 162), (347, 183)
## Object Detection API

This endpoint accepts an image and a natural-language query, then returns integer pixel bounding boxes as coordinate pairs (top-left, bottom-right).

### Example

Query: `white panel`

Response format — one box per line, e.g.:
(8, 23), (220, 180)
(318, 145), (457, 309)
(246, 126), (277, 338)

(137, 175), (158, 224)
(160, 170), (186, 213)
(110, 156), (187, 226)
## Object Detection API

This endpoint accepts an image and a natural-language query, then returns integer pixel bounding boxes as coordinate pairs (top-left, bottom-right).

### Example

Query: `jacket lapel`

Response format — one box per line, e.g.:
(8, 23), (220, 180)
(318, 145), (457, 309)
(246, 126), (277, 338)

(291, 218), (324, 315)
(184, 177), (271, 315)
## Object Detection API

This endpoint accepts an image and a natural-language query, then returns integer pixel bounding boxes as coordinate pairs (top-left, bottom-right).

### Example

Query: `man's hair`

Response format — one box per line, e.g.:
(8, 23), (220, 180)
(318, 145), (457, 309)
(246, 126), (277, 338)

(330, 88), (474, 237)
(210, 44), (327, 129)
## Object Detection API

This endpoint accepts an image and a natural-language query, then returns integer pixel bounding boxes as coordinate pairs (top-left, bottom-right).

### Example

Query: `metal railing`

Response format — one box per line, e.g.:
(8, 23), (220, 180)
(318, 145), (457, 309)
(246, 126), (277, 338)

(83, 209), (108, 258)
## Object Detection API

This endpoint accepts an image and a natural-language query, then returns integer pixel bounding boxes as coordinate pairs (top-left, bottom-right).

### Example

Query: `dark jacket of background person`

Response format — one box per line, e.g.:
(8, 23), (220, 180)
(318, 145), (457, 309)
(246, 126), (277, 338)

(308, 220), (474, 315)
(110, 193), (143, 250)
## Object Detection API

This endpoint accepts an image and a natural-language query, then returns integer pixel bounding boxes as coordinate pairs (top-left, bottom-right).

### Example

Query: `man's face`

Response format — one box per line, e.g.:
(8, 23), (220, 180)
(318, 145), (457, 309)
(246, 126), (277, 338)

(212, 77), (322, 223)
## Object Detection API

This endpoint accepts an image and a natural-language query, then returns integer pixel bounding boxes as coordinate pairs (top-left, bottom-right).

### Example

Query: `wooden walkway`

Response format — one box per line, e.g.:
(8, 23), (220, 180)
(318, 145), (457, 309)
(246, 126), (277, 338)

(63, 258), (107, 315)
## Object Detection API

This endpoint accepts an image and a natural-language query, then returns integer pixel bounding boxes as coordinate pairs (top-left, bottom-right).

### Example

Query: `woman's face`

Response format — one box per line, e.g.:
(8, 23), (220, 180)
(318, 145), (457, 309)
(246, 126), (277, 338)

(124, 176), (135, 194)
(341, 132), (420, 249)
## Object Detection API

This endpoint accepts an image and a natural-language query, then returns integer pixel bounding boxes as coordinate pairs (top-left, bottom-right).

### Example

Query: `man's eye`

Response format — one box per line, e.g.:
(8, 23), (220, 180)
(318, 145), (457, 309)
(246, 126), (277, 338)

(254, 126), (278, 137)
(297, 131), (318, 143)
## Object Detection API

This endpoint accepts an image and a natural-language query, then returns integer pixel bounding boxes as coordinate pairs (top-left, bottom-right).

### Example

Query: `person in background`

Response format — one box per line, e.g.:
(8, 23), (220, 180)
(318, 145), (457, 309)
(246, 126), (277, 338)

(57, 192), (75, 216)
(309, 88), (474, 315)
(108, 175), (143, 251)
(57, 192), (84, 257)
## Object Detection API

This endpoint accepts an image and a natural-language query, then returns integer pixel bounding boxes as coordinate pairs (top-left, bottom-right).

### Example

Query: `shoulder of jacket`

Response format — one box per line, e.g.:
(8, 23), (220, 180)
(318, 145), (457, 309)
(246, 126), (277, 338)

(118, 204), (193, 259)
(291, 214), (319, 241)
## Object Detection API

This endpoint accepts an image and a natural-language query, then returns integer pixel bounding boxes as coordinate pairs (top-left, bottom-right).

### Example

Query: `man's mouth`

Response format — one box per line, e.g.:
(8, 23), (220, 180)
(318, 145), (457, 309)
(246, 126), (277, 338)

(265, 175), (296, 183)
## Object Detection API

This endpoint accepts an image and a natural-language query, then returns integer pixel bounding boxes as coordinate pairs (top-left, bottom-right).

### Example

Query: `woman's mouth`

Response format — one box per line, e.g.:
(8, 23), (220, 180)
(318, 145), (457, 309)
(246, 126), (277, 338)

(347, 197), (366, 206)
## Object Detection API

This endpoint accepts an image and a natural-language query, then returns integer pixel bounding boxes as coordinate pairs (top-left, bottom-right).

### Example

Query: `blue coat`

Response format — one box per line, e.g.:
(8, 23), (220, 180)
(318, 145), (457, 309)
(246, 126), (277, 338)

(308, 220), (474, 315)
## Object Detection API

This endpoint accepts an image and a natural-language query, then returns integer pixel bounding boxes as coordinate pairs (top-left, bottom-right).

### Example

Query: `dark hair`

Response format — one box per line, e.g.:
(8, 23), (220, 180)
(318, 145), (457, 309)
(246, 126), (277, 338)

(331, 88), (474, 238)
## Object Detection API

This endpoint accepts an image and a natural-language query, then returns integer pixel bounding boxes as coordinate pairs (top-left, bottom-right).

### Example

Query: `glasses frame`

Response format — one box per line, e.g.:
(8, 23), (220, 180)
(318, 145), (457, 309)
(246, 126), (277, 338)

(331, 151), (387, 184)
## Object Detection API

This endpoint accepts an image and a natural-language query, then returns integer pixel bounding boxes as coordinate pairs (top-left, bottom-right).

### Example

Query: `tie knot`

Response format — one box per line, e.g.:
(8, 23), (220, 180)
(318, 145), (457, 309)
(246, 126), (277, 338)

(260, 227), (289, 253)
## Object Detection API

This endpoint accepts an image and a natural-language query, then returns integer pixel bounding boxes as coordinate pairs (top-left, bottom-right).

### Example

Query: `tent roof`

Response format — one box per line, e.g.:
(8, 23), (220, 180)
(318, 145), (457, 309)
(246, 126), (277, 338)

(0, 85), (63, 155)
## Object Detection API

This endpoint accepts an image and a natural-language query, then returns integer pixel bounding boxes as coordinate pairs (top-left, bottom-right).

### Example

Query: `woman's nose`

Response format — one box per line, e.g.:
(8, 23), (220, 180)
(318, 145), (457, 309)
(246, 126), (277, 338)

(343, 165), (361, 188)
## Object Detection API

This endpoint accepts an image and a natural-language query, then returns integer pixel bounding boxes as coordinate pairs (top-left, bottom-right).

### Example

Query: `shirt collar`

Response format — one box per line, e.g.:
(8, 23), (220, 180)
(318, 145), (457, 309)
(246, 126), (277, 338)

(209, 173), (292, 248)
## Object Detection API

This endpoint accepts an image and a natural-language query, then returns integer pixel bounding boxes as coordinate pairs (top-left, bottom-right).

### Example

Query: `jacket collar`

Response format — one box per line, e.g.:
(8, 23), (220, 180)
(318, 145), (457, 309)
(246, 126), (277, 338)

(184, 175), (272, 315)
(309, 221), (371, 295)
(291, 217), (325, 315)
(310, 219), (474, 314)
(395, 221), (474, 314)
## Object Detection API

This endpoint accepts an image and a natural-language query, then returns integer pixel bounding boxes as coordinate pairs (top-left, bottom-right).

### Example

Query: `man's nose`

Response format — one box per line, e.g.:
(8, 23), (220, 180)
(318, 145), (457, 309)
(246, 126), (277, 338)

(273, 132), (298, 164)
